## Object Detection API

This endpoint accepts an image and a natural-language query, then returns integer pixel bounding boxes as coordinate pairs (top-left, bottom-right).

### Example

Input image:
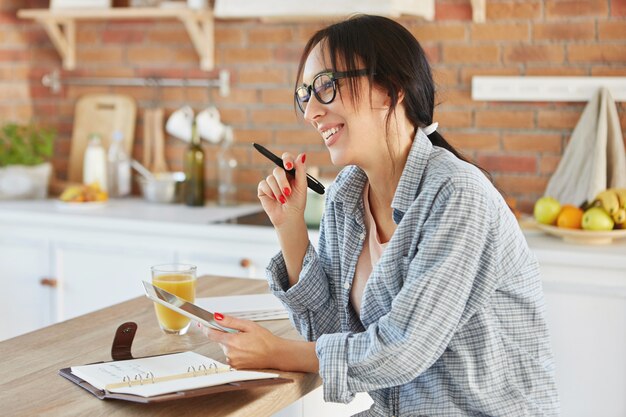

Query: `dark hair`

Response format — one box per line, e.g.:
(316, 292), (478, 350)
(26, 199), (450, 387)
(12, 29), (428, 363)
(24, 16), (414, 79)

(295, 14), (479, 170)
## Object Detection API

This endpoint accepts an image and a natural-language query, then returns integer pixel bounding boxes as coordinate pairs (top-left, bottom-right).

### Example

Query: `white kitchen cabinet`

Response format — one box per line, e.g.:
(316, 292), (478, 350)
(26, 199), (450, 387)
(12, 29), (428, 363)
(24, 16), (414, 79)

(0, 235), (53, 340)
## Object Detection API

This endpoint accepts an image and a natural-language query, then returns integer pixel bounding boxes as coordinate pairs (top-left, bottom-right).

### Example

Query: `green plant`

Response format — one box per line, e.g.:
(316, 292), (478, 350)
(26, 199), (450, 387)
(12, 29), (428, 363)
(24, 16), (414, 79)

(0, 123), (55, 167)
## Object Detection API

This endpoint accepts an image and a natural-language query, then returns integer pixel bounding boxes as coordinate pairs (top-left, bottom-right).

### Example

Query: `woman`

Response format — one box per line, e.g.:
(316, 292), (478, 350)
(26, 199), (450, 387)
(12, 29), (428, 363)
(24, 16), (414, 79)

(204, 15), (559, 416)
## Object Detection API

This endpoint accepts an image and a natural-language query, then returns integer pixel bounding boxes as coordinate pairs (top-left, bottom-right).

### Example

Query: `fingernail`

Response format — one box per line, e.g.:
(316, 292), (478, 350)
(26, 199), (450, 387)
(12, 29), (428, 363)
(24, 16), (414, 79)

(279, 195), (286, 204)
(283, 187), (291, 197)
(215, 312), (224, 321)
(285, 162), (293, 170)
(301, 153), (307, 163)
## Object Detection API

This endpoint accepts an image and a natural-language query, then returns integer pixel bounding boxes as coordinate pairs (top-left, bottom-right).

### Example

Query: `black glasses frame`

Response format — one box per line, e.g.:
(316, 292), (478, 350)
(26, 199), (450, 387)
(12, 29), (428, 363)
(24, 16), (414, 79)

(295, 69), (370, 113)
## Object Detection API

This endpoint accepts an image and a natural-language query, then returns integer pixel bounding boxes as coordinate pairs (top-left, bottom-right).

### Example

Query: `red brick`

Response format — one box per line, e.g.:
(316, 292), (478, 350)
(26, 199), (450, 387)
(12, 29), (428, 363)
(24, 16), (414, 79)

(248, 27), (294, 44)
(477, 154), (537, 173)
(250, 108), (298, 125)
(460, 67), (520, 85)
(537, 109), (584, 129)
(432, 67), (459, 87)
(591, 66), (626, 75)
(503, 45), (565, 63)
(433, 109), (473, 128)
(502, 133), (562, 153)
(274, 46), (304, 63)
(570, 44), (626, 62)
(213, 88), (258, 105)
(76, 47), (124, 63)
(525, 67), (588, 76)
(410, 24), (466, 42)
(435, 2), (473, 21)
(220, 48), (273, 64)
(102, 28), (144, 44)
(260, 88), (293, 105)
(476, 110), (534, 129)
(275, 129), (321, 146)
(214, 27), (246, 44)
(443, 45), (499, 64)
(612, 0), (626, 16)
(546, 0), (608, 18)
(446, 132), (501, 151)
(540, 155), (563, 174)
(534, 22), (595, 41)
(487, 2), (542, 20)
(220, 108), (248, 125)
(471, 23), (529, 42)
(0, 49), (28, 61)
(237, 67), (288, 85)
(146, 28), (189, 44)
(437, 88), (475, 107)
(495, 175), (549, 194)
(423, 45), (441, 64)
(234, 128), (272, 144)
(598, 21), (626, 40)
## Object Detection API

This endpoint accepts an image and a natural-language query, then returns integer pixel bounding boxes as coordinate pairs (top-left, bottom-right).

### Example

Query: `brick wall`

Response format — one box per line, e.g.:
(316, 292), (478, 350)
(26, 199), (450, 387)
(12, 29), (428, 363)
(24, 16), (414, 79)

(1, 0), (625, 212)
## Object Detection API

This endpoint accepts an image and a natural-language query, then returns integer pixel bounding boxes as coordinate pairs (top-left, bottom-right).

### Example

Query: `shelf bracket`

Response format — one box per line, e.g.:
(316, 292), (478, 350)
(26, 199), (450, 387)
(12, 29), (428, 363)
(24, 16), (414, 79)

(179, 14), (214, 71)
(41, 18), (76, 70)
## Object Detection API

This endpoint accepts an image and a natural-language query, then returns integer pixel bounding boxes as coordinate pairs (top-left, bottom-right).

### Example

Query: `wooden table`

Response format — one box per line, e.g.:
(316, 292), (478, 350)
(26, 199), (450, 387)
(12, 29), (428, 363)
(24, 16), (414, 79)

(0, 276), (321, 416)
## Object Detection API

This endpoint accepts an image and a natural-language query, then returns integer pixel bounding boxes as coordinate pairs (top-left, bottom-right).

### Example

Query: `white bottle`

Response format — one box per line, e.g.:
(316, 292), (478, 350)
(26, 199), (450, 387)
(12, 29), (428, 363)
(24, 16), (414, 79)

(83, 133), (107, 191)
(217, 126), (237, 206)
(107, 131), (131, 198)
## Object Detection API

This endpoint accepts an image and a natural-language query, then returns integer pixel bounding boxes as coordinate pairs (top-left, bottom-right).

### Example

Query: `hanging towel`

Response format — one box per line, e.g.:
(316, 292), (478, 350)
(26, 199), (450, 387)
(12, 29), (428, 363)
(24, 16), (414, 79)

(545, 87), (626, 206)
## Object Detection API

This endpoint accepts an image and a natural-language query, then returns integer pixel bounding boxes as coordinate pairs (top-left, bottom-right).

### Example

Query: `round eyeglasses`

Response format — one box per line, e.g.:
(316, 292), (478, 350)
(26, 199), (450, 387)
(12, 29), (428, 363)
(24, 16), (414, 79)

(295, 69), (370, 113)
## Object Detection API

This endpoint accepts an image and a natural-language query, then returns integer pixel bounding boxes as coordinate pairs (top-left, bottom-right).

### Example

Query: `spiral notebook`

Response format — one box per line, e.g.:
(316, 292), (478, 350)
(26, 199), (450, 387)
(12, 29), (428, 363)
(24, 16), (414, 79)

(61, 351), (291, 403)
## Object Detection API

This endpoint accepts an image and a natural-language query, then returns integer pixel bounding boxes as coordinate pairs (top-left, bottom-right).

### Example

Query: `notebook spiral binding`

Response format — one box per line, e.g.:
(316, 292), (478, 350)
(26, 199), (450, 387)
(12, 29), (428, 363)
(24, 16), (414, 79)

(107, 362), (231, 390)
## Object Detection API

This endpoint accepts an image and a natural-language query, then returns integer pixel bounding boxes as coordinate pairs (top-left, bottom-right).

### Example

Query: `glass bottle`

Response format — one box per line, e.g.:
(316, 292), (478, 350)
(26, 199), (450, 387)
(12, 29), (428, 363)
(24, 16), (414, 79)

(83, 133), (107, 191)
(107, 131), (131, 198)
(183, 122), (205, 207)
(217, 126), (237, 206)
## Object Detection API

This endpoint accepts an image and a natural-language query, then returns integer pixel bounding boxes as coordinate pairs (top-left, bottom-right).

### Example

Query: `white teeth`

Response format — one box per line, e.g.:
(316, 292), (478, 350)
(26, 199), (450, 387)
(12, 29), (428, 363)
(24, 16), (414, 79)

(322, 126), (341, 140)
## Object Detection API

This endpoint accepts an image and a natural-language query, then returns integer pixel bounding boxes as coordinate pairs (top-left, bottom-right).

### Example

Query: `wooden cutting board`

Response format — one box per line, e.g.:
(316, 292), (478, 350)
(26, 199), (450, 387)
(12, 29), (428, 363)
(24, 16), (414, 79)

(68, 94), (137, 183)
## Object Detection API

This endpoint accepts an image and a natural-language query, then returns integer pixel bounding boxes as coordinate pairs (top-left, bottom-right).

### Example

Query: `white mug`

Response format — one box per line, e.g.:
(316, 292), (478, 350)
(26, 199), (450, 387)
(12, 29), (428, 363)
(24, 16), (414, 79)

(196, 106), (225, 144)
(165, 106), (194, 141)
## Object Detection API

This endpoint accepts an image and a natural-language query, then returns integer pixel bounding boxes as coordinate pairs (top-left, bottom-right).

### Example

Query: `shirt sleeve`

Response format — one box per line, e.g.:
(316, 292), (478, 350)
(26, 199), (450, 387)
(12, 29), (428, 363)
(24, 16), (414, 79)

(266, 225), (342, 340)
(316, 185), (501, 403)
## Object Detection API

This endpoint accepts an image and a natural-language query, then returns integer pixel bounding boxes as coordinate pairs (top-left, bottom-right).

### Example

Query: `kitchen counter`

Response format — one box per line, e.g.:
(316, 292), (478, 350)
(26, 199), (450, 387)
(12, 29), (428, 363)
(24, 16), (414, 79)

(0, 276), (320, 417)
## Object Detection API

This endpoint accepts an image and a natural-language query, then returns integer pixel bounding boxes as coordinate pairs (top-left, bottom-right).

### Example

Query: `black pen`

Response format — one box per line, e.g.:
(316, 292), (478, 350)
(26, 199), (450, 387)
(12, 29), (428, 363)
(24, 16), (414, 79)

(253, 142), (325, 195)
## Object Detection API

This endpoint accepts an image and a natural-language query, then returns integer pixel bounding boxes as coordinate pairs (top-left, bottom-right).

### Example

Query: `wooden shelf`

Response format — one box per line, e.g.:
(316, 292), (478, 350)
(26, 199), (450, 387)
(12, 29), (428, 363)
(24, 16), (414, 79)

(17, 8), (215, 71)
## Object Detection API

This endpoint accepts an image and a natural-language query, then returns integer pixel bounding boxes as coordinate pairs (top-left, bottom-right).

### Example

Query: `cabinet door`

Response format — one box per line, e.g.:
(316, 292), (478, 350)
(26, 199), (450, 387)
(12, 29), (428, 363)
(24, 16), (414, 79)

(53, 241), (174, 321)
(178, 240), (280, 280)
(0, 236), (52, 341)
(542, 265), (626, 417)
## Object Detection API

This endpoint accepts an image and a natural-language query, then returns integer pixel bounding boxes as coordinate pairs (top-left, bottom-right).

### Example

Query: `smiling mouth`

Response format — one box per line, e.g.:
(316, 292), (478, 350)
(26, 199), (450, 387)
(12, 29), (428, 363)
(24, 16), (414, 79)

(322, 124), (344, 142)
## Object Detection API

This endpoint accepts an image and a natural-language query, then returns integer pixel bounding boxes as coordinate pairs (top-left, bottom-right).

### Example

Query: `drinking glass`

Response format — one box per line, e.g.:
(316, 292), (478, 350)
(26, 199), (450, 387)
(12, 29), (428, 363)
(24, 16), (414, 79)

(151, 263), (197, 335)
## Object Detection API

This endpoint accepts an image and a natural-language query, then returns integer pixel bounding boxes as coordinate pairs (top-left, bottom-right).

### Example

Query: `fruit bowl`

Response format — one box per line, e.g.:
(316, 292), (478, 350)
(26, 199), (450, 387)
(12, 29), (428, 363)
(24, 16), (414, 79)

(534, 222), (626, 245)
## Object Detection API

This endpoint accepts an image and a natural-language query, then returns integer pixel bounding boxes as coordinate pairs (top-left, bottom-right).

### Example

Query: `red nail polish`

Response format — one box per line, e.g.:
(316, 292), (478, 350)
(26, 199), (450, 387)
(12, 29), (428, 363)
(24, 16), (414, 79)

(285, 162), (293, 170)
(279, 195), (286, 204)
(283, 187), (291, 196)
(215, 312), (224, 321)
(301, 153), (307, 163)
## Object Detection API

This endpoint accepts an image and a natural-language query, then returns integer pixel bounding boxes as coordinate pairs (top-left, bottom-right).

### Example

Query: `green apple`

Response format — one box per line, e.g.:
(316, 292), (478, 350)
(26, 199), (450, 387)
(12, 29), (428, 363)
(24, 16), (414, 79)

(534, 196), (561, 225)
(582, 207), (614, 231)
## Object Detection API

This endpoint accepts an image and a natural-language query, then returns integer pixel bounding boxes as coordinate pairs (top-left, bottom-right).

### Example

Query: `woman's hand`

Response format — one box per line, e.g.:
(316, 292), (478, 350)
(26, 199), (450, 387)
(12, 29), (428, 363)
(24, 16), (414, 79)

(257, 152), (308, 230)
(200, 314), (282, 370)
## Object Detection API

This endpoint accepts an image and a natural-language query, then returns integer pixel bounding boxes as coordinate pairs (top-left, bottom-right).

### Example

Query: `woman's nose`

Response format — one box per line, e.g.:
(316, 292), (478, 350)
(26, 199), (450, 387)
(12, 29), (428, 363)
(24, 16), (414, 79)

(303, 95), (325, 122)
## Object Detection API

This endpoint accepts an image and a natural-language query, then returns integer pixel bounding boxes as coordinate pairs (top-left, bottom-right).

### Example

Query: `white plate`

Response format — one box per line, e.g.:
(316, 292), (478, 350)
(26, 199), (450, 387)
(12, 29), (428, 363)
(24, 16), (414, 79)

(55, 200), (108, 211)
(535, 222), (626, 245)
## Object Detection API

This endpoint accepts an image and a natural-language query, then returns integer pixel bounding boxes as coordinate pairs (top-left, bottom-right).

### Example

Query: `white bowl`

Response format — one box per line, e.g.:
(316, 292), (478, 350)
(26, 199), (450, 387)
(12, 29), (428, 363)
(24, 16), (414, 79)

(137, 172), (185, 204)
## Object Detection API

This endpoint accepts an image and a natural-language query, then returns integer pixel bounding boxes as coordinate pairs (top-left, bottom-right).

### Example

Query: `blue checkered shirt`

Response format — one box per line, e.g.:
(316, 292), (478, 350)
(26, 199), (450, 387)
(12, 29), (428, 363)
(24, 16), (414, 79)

(267, 131), (560, 416)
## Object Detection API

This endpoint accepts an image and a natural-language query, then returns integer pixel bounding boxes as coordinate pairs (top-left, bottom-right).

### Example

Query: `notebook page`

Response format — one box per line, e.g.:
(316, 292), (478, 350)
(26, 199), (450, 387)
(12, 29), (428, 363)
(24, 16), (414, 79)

(107, 370), (279, 397)
(197, 294), (288, 321)
(70, 351), (223, 391)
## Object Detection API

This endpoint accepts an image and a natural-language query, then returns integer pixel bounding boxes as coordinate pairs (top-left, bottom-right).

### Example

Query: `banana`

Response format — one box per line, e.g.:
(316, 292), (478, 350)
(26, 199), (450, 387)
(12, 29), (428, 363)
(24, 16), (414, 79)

(611, 188), (626, 226)
(594, 189), (620, 218)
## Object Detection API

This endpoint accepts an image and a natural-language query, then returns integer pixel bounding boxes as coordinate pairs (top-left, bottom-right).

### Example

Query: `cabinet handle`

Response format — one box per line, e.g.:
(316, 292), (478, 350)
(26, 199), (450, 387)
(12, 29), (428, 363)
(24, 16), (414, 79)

(40, 278), (58, 288)
(239, 258), (252, 268)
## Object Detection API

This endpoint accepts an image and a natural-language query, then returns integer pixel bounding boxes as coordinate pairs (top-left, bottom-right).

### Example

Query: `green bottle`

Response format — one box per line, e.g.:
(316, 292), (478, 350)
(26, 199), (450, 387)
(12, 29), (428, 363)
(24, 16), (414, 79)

(183, 123), (205, 206)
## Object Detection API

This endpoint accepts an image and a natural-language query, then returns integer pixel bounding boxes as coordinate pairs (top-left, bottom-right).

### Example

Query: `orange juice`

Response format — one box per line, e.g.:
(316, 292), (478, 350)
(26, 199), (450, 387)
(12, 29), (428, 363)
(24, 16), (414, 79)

(152, 274), (196, 332)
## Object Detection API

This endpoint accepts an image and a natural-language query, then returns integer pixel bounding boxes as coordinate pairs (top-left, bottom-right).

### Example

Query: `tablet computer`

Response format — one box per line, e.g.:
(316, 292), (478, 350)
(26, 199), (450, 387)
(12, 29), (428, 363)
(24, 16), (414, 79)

(142, 281), (238, 334)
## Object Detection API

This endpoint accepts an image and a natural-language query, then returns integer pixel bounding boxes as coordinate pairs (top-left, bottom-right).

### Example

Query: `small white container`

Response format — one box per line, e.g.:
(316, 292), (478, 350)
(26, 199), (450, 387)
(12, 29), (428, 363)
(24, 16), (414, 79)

(83, 134), (107, 191)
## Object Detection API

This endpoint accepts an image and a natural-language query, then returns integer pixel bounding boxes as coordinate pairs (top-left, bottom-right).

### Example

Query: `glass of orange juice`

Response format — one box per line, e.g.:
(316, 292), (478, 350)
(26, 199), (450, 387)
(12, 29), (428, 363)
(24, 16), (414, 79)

(151, 264), (197, 335)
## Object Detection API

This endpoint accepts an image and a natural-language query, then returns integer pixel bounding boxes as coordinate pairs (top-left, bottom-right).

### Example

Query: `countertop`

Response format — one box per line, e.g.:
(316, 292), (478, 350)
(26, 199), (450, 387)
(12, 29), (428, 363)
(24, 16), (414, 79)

(0, 276), (320, 416)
